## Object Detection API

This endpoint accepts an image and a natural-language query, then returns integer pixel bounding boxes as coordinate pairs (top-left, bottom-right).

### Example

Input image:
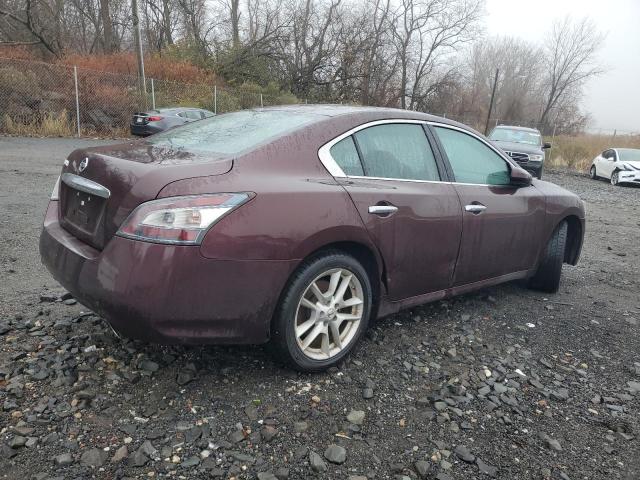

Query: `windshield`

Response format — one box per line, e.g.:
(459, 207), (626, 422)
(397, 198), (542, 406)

(618, 148), (640, 162)
(489, 128), (541, 146)
(147, 110), (323, 154)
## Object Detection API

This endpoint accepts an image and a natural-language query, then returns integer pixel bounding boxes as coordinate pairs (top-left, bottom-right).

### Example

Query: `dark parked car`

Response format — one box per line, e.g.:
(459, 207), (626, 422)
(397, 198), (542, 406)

(40, 106), (585, 371)
(488, 125), (551, 179)
(130, 107), (215, 136)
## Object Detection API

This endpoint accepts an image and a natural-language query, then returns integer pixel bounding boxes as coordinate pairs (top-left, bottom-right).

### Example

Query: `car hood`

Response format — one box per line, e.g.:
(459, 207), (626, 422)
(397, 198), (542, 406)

(621, 161), (640, 170)
(491, 140), (543, 155)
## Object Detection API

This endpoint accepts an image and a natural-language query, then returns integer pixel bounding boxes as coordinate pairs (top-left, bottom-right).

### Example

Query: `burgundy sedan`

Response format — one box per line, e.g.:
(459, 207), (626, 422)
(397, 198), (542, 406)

(40, 106), (585, 371)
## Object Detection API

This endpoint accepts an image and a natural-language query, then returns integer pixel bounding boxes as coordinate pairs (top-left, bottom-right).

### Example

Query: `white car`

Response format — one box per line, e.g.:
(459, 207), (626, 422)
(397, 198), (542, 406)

(590, 148), (640, 186)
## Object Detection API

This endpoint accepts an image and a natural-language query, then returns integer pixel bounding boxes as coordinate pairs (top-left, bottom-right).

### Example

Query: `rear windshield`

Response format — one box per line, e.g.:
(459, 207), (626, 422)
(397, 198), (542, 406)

(618, 148), (640, 162)
(146, 110), (322, 154)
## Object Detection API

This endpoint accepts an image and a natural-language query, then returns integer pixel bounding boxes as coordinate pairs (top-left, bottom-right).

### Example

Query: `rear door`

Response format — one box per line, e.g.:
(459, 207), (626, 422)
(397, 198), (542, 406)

(321, 121), (462, 300)
(430, 124), (545, 286)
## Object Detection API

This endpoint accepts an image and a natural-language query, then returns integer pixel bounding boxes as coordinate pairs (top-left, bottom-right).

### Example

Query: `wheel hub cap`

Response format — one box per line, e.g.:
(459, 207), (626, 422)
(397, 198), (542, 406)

(294, 267), (364, 360)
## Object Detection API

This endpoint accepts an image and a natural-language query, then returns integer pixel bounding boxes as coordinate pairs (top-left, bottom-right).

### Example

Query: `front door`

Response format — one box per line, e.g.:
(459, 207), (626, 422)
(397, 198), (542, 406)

(431, 125), (546, 286)
(326, 122), (462, 300)
(598, 149), (617, 178)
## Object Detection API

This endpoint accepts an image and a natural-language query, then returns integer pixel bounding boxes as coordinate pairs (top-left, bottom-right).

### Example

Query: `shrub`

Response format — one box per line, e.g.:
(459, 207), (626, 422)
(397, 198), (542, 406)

(58, 52), (217, 84)
(3, 110), (73, 137)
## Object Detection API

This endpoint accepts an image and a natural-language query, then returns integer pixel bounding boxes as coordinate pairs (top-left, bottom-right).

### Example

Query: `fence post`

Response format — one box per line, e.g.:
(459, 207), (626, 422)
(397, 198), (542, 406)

(214, 85), (217, 114)
(151, 78), (156, 110)
(260, 93), (263, 108)
(73, 66), (81, 138)
(549, 122), (558, 163)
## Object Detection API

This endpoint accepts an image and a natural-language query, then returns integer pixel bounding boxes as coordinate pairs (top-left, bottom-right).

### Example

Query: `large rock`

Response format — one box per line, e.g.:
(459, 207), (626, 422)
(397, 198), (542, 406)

(80, 448), (108, 467)
(324, 444), (347, 464)
(309, 451), (327, 472)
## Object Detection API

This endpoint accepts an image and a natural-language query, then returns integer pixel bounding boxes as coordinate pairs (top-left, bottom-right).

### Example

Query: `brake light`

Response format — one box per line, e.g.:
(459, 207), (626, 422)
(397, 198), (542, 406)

(117, 193), (252, 245)
(147, 116), (163, 121)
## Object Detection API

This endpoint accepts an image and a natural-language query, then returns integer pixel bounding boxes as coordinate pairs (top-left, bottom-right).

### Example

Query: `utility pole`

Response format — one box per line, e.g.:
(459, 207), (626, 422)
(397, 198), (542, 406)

(484, 68), (499, 136)
(132, 0), (147, 108)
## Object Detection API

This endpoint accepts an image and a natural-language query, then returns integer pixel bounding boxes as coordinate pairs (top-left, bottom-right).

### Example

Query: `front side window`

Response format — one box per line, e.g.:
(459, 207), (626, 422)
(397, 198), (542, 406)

(353, 124), (440, 181)
(434, 127), (511, 185)
(330, 137), (364, 176)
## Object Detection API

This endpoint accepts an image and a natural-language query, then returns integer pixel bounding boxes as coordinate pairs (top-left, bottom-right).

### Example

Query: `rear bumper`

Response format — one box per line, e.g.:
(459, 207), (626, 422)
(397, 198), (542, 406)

(130, 124), (163, 136)
(39, 201), (297, 344)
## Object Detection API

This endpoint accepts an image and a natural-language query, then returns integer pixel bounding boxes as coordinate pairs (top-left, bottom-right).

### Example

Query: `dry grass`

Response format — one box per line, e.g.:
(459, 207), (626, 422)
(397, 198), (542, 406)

(547, 134), (640, 172)
(3, 110), (74, 137)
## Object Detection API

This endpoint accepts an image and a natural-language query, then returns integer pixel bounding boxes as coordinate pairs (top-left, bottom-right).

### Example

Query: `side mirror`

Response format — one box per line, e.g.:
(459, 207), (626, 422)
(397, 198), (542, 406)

(510, 166), (533, 186)
(543, 142), (552, 149)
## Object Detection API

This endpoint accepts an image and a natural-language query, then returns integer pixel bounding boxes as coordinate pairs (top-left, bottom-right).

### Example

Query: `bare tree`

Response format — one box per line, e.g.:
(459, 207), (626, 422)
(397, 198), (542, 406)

(539, 16), (604, 132)
(100, 0), (116, 52)
(0, 0), (63, 55)
(392, 0), (481, 109)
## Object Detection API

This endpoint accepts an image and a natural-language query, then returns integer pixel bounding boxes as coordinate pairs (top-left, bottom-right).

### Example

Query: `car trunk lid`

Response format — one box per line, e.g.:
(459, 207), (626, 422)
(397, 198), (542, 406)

(59, 142), (233, 250)
(131, 111), (160, 125)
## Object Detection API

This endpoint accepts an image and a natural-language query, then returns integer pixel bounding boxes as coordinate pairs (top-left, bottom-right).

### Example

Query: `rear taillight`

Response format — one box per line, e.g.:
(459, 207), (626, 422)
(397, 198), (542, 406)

(116, 193), (252, 245)
(147, 116), (163, 121)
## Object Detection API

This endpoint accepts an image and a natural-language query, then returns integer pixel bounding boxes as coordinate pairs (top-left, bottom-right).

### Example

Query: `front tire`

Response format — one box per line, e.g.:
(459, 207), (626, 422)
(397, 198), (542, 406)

(529, 221), (568, 293)
(270, 251), (372, 372)
(611, 170), (620, 186)
(589, 165), (598, 179)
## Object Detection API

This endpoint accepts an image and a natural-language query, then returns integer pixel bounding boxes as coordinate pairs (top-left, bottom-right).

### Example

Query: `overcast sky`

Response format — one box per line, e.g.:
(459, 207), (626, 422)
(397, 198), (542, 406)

(484, 0), (640, 133)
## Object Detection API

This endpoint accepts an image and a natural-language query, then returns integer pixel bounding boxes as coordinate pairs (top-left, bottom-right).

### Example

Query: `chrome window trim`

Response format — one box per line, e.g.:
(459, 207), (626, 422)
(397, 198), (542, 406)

(317, 118), (518, 188)
(61, 173), (111, 199)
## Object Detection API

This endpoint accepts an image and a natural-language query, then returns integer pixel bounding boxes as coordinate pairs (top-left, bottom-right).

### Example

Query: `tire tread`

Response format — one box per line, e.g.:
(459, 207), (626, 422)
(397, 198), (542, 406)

(529, 221), (568, 293)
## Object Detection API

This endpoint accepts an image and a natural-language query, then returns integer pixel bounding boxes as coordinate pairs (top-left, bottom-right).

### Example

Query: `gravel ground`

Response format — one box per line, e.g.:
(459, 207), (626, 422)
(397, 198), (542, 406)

(1, 136), (639, 480)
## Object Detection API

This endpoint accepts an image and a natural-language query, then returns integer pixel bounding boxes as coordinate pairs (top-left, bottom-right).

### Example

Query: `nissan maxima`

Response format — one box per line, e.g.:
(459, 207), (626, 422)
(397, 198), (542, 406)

(40, 106), (585, 371)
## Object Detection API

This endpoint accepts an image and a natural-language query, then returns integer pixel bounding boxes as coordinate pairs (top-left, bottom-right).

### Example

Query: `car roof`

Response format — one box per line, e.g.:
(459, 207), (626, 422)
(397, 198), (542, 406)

(494, 125), (541, 134)
(250, 104), (474, 132)
(155, 107), (210, 113)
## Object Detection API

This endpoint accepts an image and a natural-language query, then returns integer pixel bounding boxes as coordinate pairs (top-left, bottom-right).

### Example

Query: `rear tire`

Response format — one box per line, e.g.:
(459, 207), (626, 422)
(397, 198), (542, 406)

(528, 221), (568, 293)
(589, 165), (598, 179)
(270, 251), (372, 372)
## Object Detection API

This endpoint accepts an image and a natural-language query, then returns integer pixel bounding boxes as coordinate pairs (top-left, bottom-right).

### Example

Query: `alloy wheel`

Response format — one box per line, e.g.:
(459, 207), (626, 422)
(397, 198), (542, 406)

(294, 268), (364, 360)
(611, 171), (619, 186)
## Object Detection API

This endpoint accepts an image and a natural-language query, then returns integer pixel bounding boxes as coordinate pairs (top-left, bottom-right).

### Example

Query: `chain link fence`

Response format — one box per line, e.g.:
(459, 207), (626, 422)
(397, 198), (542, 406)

(0, 58), (298, 137)
(1, 57), (637, 142)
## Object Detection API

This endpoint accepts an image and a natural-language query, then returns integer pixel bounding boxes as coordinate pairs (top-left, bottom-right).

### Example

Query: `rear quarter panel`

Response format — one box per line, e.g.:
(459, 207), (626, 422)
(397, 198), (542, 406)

(157, 117), (386, 265)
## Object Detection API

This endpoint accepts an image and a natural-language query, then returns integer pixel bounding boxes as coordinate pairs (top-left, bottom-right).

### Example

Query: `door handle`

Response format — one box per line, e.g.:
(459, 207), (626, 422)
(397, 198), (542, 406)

(368, 205), (398, 215)
(464, 204), (487, 214)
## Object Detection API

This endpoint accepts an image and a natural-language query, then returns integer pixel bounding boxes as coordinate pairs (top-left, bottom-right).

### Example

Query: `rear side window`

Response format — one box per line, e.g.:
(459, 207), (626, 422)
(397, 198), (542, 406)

(147, 110), (322, 154)
(330, 137), (364, 176)
(353, 124), (440, 181)
(434, 126), (510, 185)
